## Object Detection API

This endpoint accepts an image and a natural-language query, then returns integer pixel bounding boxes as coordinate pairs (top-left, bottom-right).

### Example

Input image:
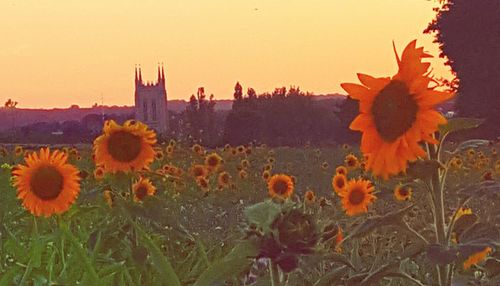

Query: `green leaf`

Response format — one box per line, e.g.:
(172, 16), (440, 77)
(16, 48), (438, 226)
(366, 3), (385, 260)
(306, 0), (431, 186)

(132, 221), (181, 286)
(244, 200), (281, 232)
(426, 244), (457, 266)
(192, 240), (259, 286)
(439, 117), (484, 138)
(345, 204), (414, 240)
(313, 266), (348, 286)
(449, 139), (490, 154)
(406, 160), (443, 181)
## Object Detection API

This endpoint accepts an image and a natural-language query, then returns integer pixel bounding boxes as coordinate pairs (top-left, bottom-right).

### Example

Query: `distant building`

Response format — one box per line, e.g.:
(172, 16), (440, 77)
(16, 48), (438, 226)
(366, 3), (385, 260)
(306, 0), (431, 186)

(134, 65), (168, 134)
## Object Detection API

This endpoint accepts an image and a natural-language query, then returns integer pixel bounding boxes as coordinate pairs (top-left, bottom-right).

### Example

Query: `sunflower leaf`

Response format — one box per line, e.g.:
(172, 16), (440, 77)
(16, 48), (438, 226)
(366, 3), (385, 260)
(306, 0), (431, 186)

(192, 239), (259, 286)
(439, 117), (484, 139)
(244, 200), (281, 233)
(313, 266), (348, 286)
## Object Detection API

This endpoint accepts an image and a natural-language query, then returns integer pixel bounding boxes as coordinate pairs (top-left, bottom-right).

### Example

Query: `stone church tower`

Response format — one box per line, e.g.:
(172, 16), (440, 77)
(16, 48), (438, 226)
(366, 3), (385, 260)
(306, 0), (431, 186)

(134, 65), (168, 134)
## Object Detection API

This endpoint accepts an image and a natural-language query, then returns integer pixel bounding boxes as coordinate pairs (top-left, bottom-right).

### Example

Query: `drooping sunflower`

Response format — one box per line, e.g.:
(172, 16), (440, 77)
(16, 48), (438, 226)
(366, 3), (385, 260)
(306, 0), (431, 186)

(463, 247), (492, 270)
(12, 148), (81, 217)
(132, 177), (156, 202)
(341, 40), (454, 179)
(332, 174), (347, 194)
(205, 152), (223, 172)
(93, 120), (156, 173)
(217, 171), (231, 188)
(339, 178), (376, 216)
(394, 184), (412, 201)
(268, 174), (294, 200)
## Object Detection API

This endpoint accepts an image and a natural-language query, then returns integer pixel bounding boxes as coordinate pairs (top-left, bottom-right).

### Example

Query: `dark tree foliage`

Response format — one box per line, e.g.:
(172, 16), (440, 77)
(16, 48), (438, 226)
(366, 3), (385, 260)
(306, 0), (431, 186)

(184, 87), (219, 146)
(223, 86), (345, 146)
(425, 0), (500, 138)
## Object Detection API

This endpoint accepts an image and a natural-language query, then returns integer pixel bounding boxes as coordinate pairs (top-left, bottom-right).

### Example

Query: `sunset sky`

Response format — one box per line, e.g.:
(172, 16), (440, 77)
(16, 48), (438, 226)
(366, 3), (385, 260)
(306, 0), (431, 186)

(0, 0), (451, 109)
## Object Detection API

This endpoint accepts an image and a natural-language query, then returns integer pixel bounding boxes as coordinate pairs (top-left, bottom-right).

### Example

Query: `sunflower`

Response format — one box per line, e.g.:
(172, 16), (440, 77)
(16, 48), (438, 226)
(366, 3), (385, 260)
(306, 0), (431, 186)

(342, 144), (350, 150)
(262, 170), (271, 181)
(166, 145), (174, 156)
(339, 178), (376, 216)
(268, 174), (294, 200)
(267, 157), (275, 164)
(93, 120), (156, 173)
(236, 145), (245, 154)
(103, 190), (113, 208)
(0, 146), (7, 157)
(132, 177), (156, 202)
(394, 184), (412, 201)
(217, 171), (231, 188)
(155, 150), (164, 160)
(223, 144), (231, 152)
(239, 169), (248, 179)
(344, 154), (359, 169)
(321, 162), (329, 170)
(463, 247), (492, 270)
(304, 190), (316, 205)
(196, 176), (210, 192)
(168, 139), (176, 147)
(332, 174), (347, 194)
(94, 166), (105, 180)
(14, 145), (23, 156)
(341, 40), (454, 179)
(455, 207), (472, 220)
(190, 164), (208, 178)
(12, 148), (81, 217)
(335, 166), (348, 176)
(482, 170), (494, 181)
(264, 164), (273, 171)
(241, 159), (250, 169)
(192, 144), (204, 155)
(205, 153), (223, 172)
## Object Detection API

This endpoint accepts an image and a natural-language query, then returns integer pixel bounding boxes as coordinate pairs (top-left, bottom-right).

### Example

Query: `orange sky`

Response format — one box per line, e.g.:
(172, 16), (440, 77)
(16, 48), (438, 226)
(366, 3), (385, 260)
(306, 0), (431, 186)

(0, 0), (451, 109)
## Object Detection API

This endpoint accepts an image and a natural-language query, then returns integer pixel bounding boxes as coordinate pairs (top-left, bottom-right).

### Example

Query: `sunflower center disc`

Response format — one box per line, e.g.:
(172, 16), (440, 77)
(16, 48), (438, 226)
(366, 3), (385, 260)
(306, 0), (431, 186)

(107, 131), (142, 162)
(349, 187), (366, 205)
(335, 177), (345, 189)
(207, 157), (218, 167)
(30, 166), (64, 200)
(273, 180), (289, 195)
(398, 187), (409, 197)
(371, 80), (418, 142)
(135, 186), (148, 200)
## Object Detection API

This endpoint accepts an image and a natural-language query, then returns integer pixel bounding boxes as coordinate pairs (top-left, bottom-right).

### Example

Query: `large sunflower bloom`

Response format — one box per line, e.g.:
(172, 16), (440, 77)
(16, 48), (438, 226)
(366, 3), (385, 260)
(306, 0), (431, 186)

(12, 148), (81, 217)
(341, 40), (454, 179)
(93, 120), (156, 173)
(339, 178), (376, 216)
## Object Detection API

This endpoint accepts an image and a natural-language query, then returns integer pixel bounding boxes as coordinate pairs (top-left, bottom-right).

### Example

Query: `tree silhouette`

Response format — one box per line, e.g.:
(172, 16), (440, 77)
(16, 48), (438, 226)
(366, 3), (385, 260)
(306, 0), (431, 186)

(425, 0), (500, 138)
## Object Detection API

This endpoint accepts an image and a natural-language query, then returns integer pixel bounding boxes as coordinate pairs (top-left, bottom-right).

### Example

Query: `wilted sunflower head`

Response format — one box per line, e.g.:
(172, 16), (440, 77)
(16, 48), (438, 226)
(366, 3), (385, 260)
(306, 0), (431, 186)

(272, 209), (319, 255)
(93, 120), (156, 174)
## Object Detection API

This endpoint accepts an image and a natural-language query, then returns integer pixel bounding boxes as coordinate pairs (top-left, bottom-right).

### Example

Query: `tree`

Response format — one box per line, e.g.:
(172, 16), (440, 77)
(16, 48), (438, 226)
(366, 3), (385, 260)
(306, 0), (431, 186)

(425, 0), (500, 138)
(184, 87), (218, 146)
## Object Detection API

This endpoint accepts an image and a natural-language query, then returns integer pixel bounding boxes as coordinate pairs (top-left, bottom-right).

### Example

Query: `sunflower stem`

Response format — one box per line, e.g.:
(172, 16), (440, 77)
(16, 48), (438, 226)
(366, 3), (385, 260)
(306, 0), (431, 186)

(59, 221), (100, 284)
(269, 260), (280, 286)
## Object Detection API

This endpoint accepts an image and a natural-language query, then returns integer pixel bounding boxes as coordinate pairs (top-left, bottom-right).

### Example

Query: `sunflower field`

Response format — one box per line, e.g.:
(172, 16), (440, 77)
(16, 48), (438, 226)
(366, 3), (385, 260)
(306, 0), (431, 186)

(0, 41), (499, 286)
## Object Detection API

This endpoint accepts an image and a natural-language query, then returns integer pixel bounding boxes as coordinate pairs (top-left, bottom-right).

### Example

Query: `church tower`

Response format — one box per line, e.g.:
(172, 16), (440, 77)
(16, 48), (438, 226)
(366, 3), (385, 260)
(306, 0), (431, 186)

(134, 64), (168, 134)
